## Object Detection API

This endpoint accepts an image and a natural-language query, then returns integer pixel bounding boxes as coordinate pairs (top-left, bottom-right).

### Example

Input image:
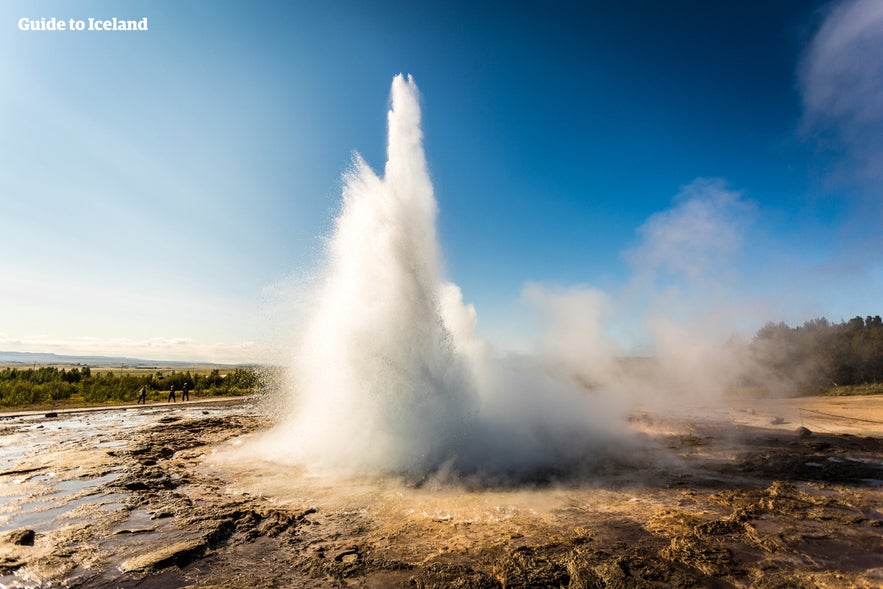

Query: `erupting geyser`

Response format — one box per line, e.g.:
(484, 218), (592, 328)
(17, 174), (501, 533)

(278, 74), (478, 475)
(258, 75), (629, 480)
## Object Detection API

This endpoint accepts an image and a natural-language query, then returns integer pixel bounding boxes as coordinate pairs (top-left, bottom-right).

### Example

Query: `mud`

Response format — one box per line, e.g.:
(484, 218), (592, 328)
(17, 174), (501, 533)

(0, 397), (881, 588)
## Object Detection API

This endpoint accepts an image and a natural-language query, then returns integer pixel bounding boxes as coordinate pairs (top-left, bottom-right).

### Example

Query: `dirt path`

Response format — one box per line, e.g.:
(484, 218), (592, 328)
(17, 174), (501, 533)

(0, 395), (253, 420)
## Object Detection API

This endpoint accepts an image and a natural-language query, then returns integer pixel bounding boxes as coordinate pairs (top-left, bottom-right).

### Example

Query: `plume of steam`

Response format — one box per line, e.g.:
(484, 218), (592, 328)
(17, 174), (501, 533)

(256, 76), (636, 481)
(256, 75), (831, 484)
(625, 179), (752, 285)
(283, 75), (479, 476)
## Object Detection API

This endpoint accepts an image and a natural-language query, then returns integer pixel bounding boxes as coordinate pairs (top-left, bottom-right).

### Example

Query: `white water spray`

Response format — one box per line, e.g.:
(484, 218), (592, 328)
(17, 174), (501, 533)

(260, 75), (632, 480)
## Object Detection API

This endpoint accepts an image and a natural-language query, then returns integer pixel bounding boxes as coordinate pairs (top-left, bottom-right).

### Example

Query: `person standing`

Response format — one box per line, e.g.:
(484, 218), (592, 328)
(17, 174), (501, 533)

(168, 385), (176, 403)
(137, 386), (147, 405)
(182, 382), (189, 402)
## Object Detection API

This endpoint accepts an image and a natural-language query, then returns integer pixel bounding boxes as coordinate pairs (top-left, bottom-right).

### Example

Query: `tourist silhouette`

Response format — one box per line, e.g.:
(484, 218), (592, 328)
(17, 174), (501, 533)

(137, 386), (147, 405)
(168, 385), (176, 403)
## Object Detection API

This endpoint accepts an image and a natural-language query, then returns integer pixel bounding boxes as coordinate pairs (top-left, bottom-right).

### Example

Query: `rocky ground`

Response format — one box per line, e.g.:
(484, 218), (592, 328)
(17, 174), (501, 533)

(0, 396), (881, 588)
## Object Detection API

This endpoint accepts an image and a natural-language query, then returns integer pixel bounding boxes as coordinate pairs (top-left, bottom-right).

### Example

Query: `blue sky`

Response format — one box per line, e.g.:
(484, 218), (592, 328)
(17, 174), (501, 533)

(2, 0), (881, 363)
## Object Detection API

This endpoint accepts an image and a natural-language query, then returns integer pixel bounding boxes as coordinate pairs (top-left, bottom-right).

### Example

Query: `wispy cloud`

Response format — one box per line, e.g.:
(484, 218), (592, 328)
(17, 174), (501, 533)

(0, 334), (261, 365)
(800, 0), (883, 191)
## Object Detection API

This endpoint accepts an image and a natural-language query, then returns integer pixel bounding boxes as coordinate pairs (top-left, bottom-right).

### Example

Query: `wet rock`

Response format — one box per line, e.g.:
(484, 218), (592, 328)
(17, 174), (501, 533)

(694, 516), (746, 536)
(119, 538), (206, 573)
(118, 470), (177, 491)
(157, 446), (176, 459)
(796, 426), (812, 438)
(591, 558), (637, 588)
(150, 508), (175, 519)
(660, 535), (733, 577)
(44, 412), (58, 418)
(806, 440), (831, 451)
(4, 397), (880, 588)
(494, 546), (569, 588)
(565, 549), (606, 589)
(751, 570), (819, 589)
(3, 529), (35, 546)
(0, 466), (42, 477)
(334, 547), (359, 563)
(114, 527), (156, 535)
(571, 552), (697, 589)
(0, 555), (26, 575)
(202, 518), (237, 547)
(128, 444), (174, 462)
(410, 563), (501, 588)
(257, 509), (304, 537)
(224, 506), (317, 541)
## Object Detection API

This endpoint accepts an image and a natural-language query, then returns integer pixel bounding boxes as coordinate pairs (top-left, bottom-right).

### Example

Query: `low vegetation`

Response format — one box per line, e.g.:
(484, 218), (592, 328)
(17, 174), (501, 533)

(2, 313), (880, 408)
(0, 365), (265, 408)
(822, 383), (883, 397)
(749, 315), (883, 395)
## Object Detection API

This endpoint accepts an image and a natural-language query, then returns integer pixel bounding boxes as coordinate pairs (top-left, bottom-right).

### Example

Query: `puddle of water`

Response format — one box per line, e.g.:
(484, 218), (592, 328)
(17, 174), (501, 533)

(2, 492), (130, 532)
(100, 501), (127, 512)
(112, 508), (156, 534)
(98, 508), (183, 562)
(846, 456), (883, 468)
(0, 446), (27, 470)
(28, 472), (57, 483)
(0, 471), (126, 533)
(50, 472), (120, 495)
(97, 440), (125, 448)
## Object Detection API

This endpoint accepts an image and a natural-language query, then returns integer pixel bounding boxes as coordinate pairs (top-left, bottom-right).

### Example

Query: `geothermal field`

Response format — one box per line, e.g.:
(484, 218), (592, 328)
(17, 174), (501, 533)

(1, 77), (882, 588)
(0, 395), (881, 588)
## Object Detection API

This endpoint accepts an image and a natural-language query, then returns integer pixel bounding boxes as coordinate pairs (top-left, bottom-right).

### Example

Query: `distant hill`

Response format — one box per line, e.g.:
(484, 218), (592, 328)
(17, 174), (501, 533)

(0, 351), (238, 368)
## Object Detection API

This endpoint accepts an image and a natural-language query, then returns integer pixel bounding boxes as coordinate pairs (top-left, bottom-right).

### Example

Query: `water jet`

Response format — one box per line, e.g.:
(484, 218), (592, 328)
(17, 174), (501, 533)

(257, 75), (629, 481)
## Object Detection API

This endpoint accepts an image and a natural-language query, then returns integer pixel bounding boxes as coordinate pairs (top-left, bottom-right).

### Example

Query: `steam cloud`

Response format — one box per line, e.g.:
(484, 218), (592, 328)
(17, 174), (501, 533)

(256, 76), (638, 481)
(522, 179), (758, 413)
(255, 21), (879, 479)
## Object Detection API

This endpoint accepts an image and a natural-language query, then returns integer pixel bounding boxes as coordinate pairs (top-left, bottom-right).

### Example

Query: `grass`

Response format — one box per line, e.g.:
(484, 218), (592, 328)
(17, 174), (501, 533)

(0, 364), (238, 377)
(0, 389), (255, 413)
(822, 383), (883, 397)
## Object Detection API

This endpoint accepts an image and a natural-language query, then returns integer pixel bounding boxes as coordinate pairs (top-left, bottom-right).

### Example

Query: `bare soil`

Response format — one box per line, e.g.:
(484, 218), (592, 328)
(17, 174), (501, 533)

(0, 396), (881, 588)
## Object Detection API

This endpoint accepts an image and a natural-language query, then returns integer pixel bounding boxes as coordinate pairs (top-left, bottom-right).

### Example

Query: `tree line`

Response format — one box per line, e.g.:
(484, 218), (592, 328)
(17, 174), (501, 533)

(0, 366), (263, 407)
(748, 315), (883, 394)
